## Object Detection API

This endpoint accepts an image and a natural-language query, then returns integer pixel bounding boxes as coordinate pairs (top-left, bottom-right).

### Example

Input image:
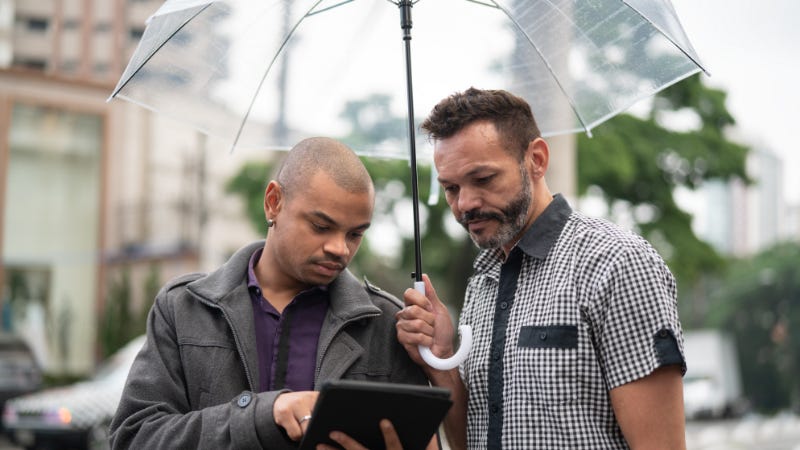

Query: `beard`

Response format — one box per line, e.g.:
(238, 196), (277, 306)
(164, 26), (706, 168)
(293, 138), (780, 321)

(458, 170), (531, 249)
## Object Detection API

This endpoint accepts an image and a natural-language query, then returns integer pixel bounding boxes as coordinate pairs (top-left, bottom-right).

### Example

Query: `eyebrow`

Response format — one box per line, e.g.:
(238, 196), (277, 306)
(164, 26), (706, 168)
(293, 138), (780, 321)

(437, 165), (495, 184)
(309, 210), (371, 230)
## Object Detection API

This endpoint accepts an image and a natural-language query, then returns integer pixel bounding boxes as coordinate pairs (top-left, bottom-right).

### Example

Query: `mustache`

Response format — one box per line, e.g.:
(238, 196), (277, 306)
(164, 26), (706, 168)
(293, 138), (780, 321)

(309, 256), (346, 269)
(458, 209), (505, 226)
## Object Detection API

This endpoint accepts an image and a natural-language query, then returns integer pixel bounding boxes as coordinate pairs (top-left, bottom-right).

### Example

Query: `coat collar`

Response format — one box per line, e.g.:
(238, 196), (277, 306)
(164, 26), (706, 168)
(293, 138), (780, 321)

(185, 241), (382, 390)
(186, 240), (380, 320)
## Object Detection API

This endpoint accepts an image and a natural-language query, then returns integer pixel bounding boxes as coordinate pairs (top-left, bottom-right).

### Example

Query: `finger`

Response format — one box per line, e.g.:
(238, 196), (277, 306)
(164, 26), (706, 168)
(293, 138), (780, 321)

(273, 392), (318, 441)
(421, 274), (446, 312)
(299, 414), (313, 433)
(327, 431), (369, 450)
(396, 325), (434, 348)
(403, 285), (432, 310)
(379, 419), (403, 450)
(283, 419), (303, 441)
(395, 306), (436, 328)
(395, 316), (435, 336)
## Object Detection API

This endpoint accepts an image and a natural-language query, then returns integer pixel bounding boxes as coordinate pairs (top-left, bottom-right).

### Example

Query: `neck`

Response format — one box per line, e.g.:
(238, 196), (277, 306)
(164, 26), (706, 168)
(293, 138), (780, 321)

(254, 242), (308, 313)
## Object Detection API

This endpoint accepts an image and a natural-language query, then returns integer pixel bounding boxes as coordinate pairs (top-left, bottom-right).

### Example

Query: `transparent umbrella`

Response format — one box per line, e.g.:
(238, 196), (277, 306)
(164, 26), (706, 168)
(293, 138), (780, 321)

(110, 0), (706, 368)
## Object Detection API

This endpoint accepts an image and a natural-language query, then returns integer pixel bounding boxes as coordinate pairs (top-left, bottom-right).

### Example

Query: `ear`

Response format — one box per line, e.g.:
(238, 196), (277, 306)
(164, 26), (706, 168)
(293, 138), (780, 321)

(524, 137), (549, 181)
(263, 180), (283, 221)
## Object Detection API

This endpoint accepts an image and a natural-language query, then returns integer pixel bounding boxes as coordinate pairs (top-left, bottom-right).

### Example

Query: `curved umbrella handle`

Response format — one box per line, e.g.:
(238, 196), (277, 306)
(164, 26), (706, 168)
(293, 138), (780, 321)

(413, 281), (473, 370)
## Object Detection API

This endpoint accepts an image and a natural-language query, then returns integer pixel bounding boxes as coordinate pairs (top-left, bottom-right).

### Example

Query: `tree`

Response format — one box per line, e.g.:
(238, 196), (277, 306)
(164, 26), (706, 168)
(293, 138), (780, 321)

(702, 242), (800, 413)
(225, 155), (477, 310)
(578, 74), (750, 287)
(226, 76), (749, 314)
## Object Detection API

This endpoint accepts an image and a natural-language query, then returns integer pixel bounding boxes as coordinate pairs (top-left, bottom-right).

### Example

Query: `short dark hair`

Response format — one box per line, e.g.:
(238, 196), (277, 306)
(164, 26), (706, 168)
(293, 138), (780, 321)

(276, 137), (373, 200)
(420, 87), (540, 160)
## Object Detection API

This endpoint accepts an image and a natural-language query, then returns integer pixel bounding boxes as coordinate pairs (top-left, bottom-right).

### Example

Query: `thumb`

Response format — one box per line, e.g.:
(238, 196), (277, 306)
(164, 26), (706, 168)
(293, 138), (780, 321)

(421, 274), (446, 313)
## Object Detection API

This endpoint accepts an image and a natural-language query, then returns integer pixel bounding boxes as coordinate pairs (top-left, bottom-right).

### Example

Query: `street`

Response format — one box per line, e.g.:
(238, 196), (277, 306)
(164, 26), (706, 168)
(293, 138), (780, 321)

(686, 413), (800, 450)
(2, 414), (799, 449)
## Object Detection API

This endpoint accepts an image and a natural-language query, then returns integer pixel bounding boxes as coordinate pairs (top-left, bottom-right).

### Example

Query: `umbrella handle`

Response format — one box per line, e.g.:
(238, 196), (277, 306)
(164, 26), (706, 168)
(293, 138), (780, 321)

(414, 281), (472, 370)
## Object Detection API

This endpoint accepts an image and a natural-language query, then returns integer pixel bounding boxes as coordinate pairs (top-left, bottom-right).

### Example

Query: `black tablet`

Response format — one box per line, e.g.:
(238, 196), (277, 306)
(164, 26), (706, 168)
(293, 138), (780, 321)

(299, 380), (452, 450)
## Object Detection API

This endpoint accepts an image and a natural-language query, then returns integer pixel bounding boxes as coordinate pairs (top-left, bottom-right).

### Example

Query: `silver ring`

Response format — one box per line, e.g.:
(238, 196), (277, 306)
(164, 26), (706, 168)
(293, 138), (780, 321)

(299, 414), (312, 425)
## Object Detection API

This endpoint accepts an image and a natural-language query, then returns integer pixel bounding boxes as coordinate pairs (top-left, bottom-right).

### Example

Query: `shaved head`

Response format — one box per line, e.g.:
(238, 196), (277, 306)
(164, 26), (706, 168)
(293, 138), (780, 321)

(276, 137), (373, 199)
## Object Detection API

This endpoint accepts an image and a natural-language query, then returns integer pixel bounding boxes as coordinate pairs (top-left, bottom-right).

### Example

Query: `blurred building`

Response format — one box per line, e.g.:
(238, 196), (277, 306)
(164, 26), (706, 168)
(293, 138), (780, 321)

(0, 0), (263, 374)
(688, 143), (789, 257)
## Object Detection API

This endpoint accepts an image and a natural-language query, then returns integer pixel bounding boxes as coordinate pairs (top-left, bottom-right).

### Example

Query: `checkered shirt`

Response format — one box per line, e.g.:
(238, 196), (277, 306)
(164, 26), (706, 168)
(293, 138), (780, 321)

(458, 195), (685, 449)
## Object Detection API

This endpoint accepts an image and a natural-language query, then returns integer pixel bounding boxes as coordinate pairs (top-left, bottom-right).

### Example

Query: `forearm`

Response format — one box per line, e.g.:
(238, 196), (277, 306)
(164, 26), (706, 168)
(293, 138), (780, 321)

(611, 365), (686, 450)
(110, 300), (293, 449)
(428, 368), (467, 450)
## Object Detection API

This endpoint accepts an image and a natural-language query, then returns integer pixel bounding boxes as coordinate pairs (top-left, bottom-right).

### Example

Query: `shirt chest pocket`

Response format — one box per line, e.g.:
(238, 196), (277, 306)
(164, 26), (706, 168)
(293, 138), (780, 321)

(515, 325), (579, 405)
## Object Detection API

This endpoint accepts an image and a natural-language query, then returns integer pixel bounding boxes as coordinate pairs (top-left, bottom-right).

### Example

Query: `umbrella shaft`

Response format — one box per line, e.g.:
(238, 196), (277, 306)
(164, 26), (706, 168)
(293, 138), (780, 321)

(398, 0), (423, 283)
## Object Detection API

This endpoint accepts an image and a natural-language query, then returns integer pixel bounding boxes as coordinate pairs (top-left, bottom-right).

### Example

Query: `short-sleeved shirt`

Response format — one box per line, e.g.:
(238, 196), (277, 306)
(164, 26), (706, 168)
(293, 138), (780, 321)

(459, 194), (685, 449)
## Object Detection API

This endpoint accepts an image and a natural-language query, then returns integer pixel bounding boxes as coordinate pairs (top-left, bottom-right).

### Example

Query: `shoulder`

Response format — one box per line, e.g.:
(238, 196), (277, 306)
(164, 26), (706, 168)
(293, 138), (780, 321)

(362, 277), (404, 311)
(155, 272), (206, 302)
(566, 212), (659, 255)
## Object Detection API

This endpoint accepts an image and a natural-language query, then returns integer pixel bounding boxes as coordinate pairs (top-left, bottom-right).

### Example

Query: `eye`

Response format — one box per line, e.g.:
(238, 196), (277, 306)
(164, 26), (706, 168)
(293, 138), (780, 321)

(311, 222), (329, 232)
(442, 184), (459, 194)
(475, 174), (494, 185)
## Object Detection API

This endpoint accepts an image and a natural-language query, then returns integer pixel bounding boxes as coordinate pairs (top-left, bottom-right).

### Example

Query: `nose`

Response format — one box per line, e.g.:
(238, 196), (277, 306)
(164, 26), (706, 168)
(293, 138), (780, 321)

(323, 232), (350, 259)
(456, 186), (481, 213)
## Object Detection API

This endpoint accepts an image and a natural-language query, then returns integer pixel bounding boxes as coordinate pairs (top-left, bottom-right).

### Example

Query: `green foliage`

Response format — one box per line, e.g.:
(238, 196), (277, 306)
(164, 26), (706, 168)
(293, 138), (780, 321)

(356, 159), (477, 308)
(225, 161), (276, 238)
(702, 242), (800, 412)
(141, 265), (161, 327)
(99, 270), (131, 359)
(578, 74), (750, 286)
(225, 76), (750, 314)
(223, 155), (476, 308)
(99, 265), (160, 359)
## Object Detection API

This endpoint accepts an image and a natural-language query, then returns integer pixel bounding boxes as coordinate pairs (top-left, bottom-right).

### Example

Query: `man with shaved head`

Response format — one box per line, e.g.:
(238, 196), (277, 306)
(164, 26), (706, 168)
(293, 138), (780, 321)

(110, 137), (428, 450)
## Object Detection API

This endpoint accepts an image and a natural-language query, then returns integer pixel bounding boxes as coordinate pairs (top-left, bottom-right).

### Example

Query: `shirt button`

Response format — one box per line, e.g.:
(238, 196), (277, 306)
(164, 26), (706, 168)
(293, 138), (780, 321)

(491, 405), (499, 414)
(658, 329), (669, 338)
(237, 393), (252, 408)
(540, 332), (548, 340)
(500, 301), (508, 310)
(493, 353), (501, 361)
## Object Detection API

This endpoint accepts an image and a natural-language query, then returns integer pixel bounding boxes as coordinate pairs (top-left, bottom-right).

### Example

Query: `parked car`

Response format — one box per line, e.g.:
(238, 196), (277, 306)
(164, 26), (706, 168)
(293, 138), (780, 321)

(0, 333), (43, 424)
(683, 329), (748, 420)
(2, 335), (145, 450)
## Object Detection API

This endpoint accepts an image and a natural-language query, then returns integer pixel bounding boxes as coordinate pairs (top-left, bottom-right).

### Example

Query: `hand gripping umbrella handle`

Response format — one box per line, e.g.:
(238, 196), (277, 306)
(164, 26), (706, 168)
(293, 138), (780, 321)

(414, 281), (473, 370)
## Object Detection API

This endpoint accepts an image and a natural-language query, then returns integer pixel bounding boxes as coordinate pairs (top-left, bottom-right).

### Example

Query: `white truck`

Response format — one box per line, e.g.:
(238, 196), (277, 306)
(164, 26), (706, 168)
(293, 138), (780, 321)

(682, 329), (747, 420)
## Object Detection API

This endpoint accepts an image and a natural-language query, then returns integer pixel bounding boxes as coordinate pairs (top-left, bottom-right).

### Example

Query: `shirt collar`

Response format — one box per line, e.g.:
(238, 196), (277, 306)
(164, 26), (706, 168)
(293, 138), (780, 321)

(474, 194), (572, 272)
(517, 193), (572, 260)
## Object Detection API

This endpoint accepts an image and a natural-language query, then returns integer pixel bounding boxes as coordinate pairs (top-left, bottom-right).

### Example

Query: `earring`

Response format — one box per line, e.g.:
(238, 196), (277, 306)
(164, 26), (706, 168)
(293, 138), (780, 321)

(266, 219), (274, 228)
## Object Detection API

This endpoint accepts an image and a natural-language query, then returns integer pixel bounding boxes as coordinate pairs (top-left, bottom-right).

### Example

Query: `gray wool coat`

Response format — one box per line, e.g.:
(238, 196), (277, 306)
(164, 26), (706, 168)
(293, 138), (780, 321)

(109, 241), (428, 449)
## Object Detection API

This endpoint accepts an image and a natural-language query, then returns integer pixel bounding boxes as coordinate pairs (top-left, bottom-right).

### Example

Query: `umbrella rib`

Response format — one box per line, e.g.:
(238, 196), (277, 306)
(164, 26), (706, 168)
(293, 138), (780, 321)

(490, 0), (592, 135)
(620, 0), (709, 75)
(307, 0), (355, 17)
(464, 0), (500, 8)
(231, 0), (329, 150)
(109, 3), (213, 99)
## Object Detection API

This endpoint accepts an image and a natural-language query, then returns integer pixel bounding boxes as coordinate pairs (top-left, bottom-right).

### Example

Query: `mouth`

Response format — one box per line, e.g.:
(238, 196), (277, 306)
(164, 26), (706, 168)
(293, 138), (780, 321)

(314, 261), (344, 277)
(465, 218), (493, 233)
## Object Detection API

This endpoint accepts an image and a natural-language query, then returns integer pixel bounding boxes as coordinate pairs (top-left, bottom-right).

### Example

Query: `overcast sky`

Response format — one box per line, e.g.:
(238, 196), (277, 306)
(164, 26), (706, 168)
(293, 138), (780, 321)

(670, 0), (800, 202)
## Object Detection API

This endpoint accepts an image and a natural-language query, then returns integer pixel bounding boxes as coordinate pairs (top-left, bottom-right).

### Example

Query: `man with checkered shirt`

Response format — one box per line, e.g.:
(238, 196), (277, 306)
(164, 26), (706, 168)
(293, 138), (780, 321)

(396, 88), (686, 450)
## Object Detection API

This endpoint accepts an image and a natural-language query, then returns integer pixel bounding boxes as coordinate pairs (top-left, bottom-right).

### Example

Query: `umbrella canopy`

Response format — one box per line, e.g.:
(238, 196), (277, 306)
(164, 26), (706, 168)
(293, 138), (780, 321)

(111, 0), (705, 155)
(110, 0), (705, 369)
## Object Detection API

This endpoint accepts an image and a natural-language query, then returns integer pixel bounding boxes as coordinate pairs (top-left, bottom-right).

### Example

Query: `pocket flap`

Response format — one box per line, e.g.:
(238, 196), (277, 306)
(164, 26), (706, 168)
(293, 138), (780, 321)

(518, 325), (578, 349)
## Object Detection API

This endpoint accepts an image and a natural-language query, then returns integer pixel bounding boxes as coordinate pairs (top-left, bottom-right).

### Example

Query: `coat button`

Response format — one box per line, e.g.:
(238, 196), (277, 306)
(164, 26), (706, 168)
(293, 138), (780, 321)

(238, 393), (252, 407)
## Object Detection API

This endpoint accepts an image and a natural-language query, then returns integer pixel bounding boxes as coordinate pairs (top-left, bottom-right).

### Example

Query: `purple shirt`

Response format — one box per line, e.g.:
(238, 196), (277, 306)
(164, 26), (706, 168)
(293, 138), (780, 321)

(247, 248), (329, 392)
